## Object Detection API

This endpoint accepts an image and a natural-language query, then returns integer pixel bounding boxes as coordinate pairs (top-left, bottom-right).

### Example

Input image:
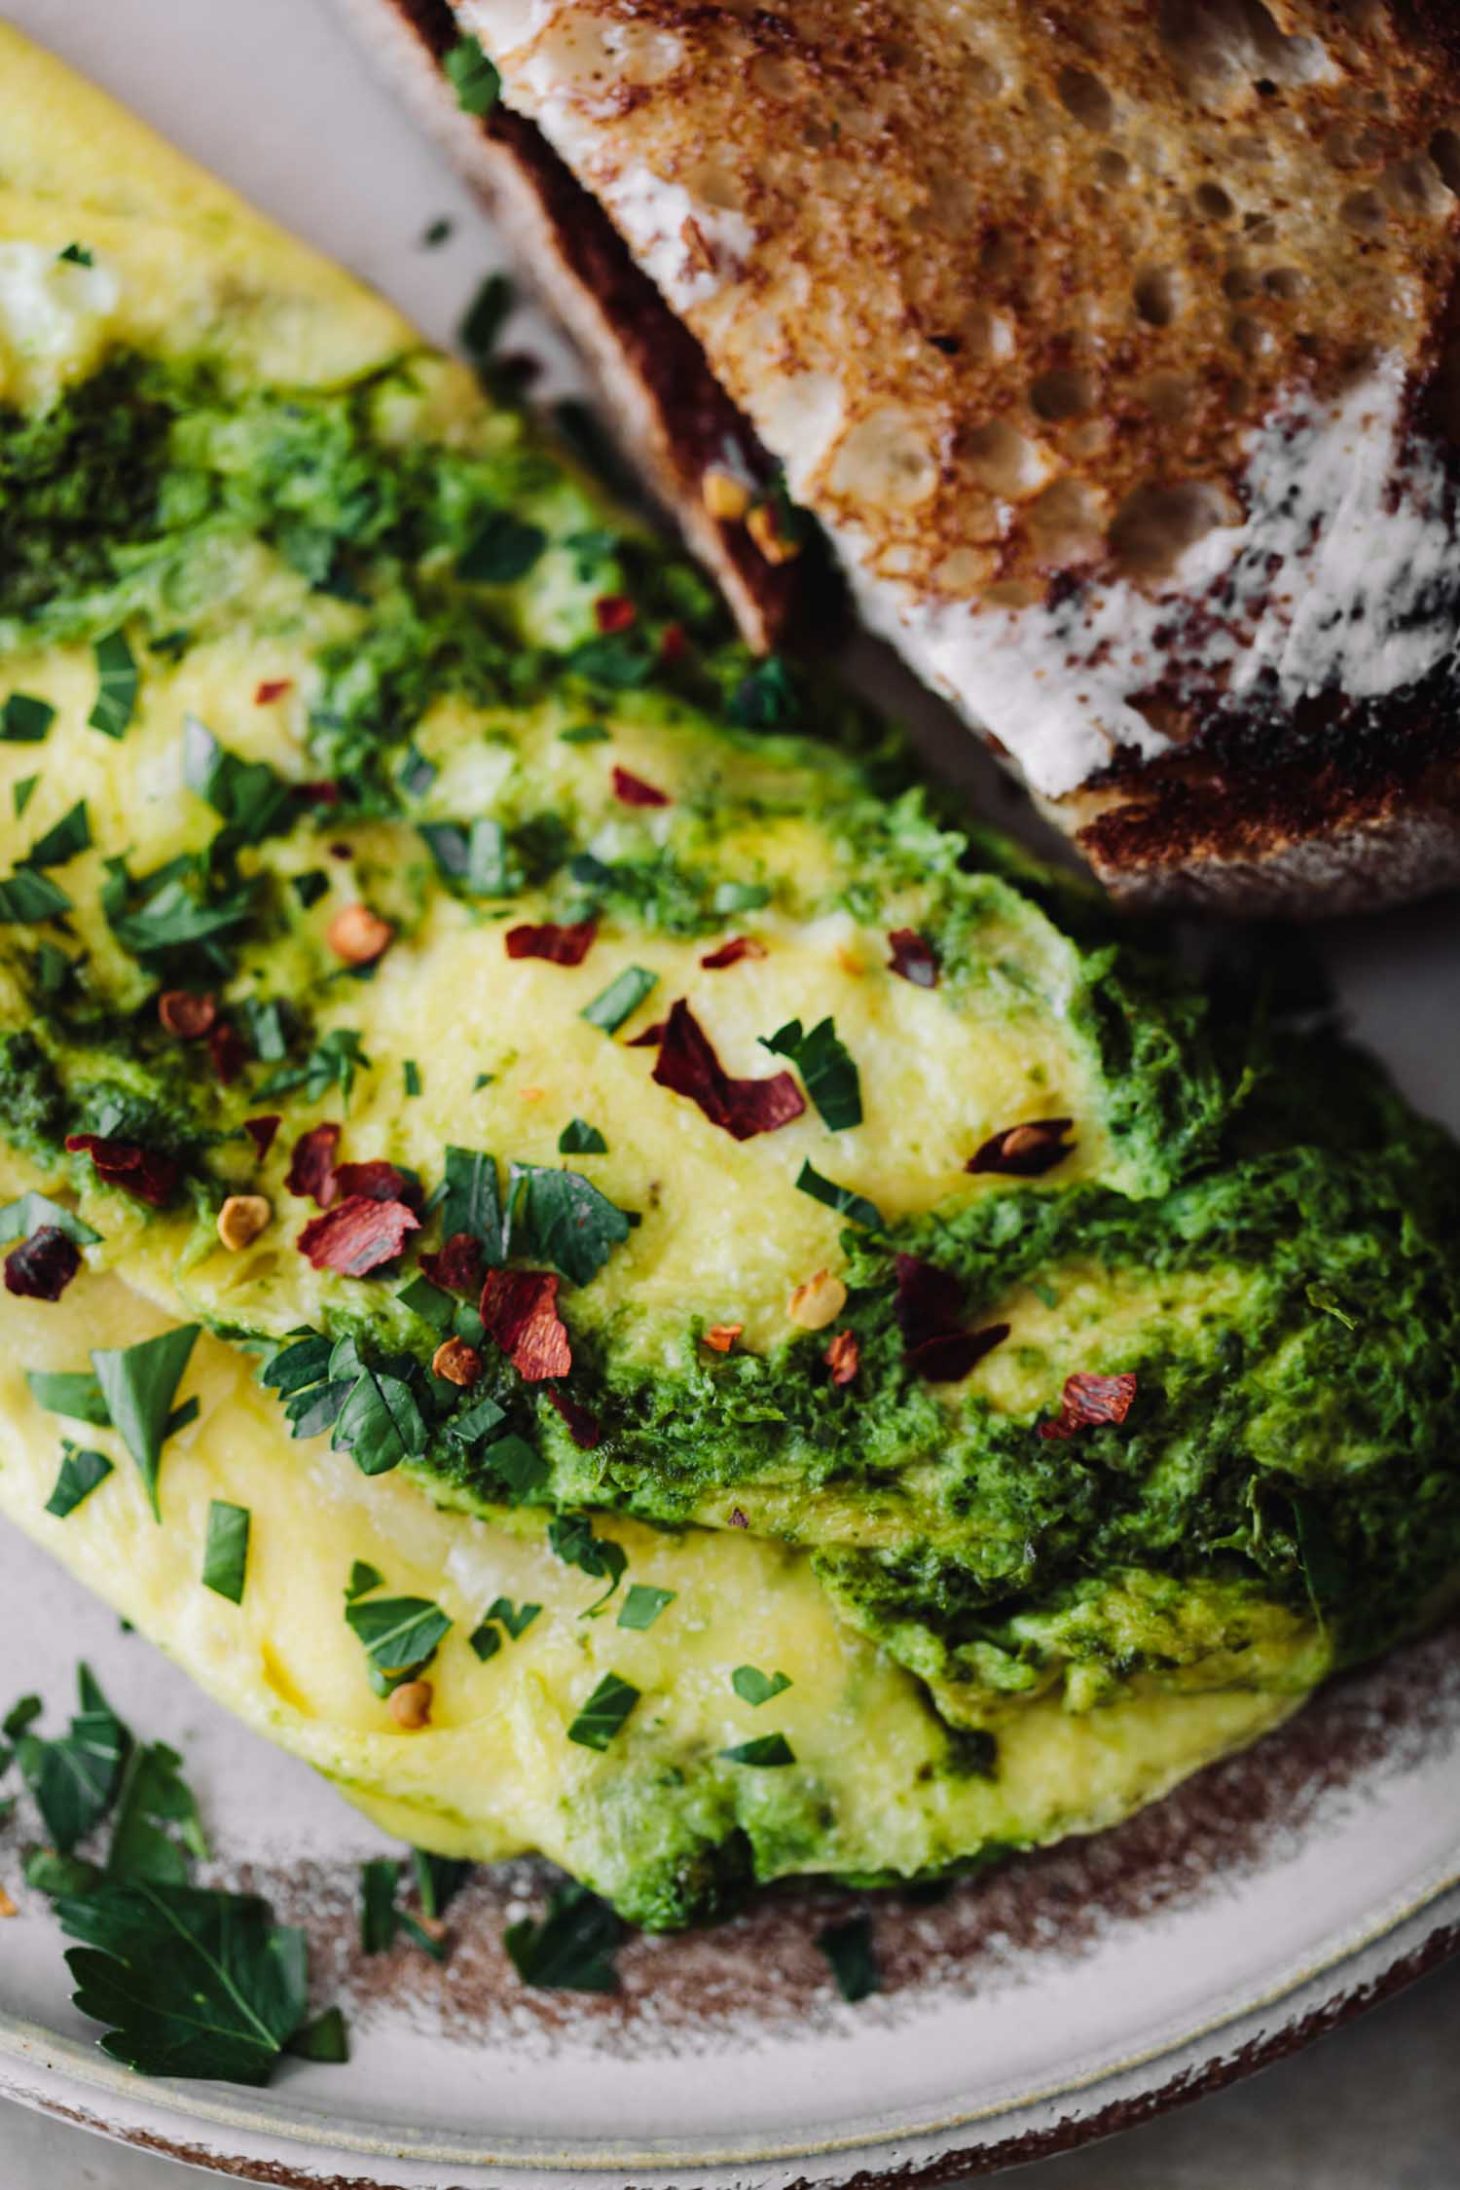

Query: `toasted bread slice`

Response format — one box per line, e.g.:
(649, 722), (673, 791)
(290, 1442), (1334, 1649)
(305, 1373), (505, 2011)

(330, 0), (812, 651)
(420, 0), (1460, 912)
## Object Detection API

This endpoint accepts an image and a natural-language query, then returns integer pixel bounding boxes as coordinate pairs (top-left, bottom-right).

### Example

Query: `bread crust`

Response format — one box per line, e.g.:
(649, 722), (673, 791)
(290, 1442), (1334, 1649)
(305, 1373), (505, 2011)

(329, 0), (809, 652)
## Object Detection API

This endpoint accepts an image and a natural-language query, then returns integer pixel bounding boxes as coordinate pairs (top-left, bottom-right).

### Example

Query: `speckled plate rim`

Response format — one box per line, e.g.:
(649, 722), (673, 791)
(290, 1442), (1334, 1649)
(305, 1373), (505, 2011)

(3, 1872), (1459, 2188)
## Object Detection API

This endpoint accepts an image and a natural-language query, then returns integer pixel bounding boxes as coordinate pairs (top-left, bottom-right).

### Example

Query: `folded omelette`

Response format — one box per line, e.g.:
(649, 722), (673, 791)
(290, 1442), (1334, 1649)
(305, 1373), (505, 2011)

(1, 29), (1457, 1928)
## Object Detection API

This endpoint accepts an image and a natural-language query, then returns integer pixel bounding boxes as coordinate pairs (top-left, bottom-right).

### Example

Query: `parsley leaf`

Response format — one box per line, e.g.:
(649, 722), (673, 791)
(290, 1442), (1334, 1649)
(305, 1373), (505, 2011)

(13, 773), (37, 817)
(548, 1513), (627, 1611)
(45, 1442), (114, 1518)
(617, 1584), (674, 1632)
(104, 856), (256, 962)
(420, 818), (517, 897)
(412, 1850), (473, 1926)
(0, 1191), (100, 1248)
(345, 1593), (452, 1696)
(26, 799), (90, 868)
(201, 1501), (250, 1604)
(330, 1350), (428, 1477)
(288, 2005), (350, 2063)
(508, 1163), (632, 1287)
(566, 1672), (640, 1751)
(558, 722), (610, 746)
(720, 1734), (796, 1767)
(26, 1367), (111, 1426)
(731, 1665), (792, 1707)
(795, 1160), (883, 1230)
(88, 631), (139, 739)
(484, 1596), (541, 1641)
(91, 1325), (200, 1518)
(1, 693), (55, 743)
(581, 965), (658, 1034)
(558, 1117), (607, 1155)
(345, 1559), (384, 1603)
(467, 1622), (502, 1663)
(504, 1881), (623, 1992)
(182, 717), (292, 845)
(16, 1666), (129, 1852)
(0, 866), (71, 924)
(107, 1741), (209, 1887)
(56, 1879), (309, 2084)
(444, 34), (501, 114)
(259, 1026), (368, 1107)
(403, 1058), (423, 1098)
(817, 1915), (880, 2003)
(438, 1144), (505, 1257)
(459, 508), (547, 584)
(762, 1018), (862, 1131)
(359, 1857), (402, 1954)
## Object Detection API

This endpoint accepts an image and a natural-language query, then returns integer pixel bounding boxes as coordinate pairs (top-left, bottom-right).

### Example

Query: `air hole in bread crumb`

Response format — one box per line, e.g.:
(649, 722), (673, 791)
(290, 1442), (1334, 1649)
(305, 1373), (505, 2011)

(1094, 148), (1131, 185)
(830, 408), (939, 507)
(1341, 188), (1387, 233)
(1029, 367), (1096, 421)
(1057, 66), (1116, 131)
(1194, 182), (1235, 219)
(1027, 477), (1103, 558)
(1142, 372), (1195, 422)
(1108, 480), (1235, 579)
(1133, 267), (1181, 326)
(960, 420), (1047, 498)
(1431, 129), (1460, 194)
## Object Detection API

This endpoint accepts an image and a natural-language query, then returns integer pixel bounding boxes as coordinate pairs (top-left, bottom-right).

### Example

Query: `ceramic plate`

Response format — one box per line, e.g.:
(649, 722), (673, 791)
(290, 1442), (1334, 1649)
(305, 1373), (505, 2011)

(1, 2), (1458, 2182)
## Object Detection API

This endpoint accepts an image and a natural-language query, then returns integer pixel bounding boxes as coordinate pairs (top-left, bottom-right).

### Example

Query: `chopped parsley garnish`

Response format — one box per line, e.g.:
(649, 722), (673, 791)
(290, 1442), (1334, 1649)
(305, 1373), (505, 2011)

(422, 816), (516, 896)
(201, 1501), (251, 1604)
(0, 866), (70, 924)
(403, 1058), (422, 1098)
(558, 1117), (607, 1155)
(711, 879), (772, 915)
(559, 722), (610, 746)
(102, 854), (255, 962)
(1, 693), (55, 743)
(238, 995), (287, 1062)
(413, 1849), (473, 1922)
(460, 271), (512, 361)
(291, 868), (329, 909)
(288, 2006), (351, 2064)
(91, 1324), (200, 1518)
(795, 1160), (884, 1230)
(504, 1881), (623, 1992)
(438, 1143), (506, 1254)
(616, 1584), (674, 1631)
(762, 1017), (862, 1131)
(486, 1596), (541, 1640)
(182, 716), (292, 844)
(331, 1348), (429, 1476)
(344, 1587), (452, 1696)
(260, 1026), (368, 1106)
(88, 630), (139, 739)
(59, 242), (94, 265)
(26, 1367), (111, 1425)
(566, 1672), (640, 1751)
(509, 1162), (632, 1286)
(581, 964), (658, 1034)
(730, 1665), (792, 1707)
(345, 1559), (384, 1603)
(720, 1734), (796, 1767)
(15, 1665), (129, 1851)
(108, 1739), (209, 1887)
(44, 1442), (114, 1518)
(27, 798), (91, 868)
(548, 1513), (627, 1610)
(12, 774), (37, 818)
(444, 34), (501, 115)
(358, 1857), (447, 1962)
(423, 216), (454, 249)
(467, 1621), (501, 1663)
(459, 508), (547, 585)
(817, 1915), (881, 2003)
(0, 1191), (100, 1248)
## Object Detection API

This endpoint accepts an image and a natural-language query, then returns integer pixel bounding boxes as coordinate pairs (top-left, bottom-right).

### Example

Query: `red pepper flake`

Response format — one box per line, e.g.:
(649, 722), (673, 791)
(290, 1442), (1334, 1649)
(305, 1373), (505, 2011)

(594, 594), (637, 634)
(893, 1253), (1010, 1383)
(333, 1159), (420, 1210)
(5, 1225), (81, 1301)
(420, 1230), (483, 1294)
(887, 929), (940, 989)
(626, 1020), (666, 1049)
(652, 999), (806, 1141)
(728, 1506), (749, 1528)
(611, 765), (669, 809)
(1039, 1371), (1139, 1442)
(702, 1322), (743, 1354)
(297, 780), (341, 806)
(285, 1123), (341, 1207)
(659, 622), (688, 664)
(243, 1114), (282, 1162)
(65, 1135), (180, 1209)
(967, 1118), (1075, 1178)
(208, 1021), (248, 1086)
(545, 1385), (602, 1449)
(479, 1267), (572, 1381)
(254, 678), (293, 704)
(297, 1196), (420, 1276)
(824, 1329), (860, 1386)
(504, 919), (597, 966)
(700, 936), (767, 971)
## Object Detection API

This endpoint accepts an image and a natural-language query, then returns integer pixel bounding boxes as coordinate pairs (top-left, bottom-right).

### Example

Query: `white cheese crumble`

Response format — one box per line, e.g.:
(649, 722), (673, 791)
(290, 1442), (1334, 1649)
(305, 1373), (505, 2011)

(0, 241), (121, 411)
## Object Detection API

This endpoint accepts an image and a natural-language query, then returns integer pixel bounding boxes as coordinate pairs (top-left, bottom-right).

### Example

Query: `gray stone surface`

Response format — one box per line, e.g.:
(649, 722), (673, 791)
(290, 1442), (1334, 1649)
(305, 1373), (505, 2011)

(3, 1955), (1459, 2187)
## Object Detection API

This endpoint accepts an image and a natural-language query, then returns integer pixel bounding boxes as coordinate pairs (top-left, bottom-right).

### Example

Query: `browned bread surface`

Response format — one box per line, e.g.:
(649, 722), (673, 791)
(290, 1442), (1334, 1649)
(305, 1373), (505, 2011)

(445, 0), (1460, 911)
(331, 0), (809, 649)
